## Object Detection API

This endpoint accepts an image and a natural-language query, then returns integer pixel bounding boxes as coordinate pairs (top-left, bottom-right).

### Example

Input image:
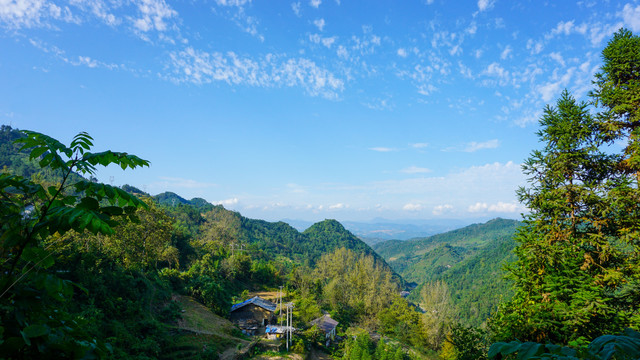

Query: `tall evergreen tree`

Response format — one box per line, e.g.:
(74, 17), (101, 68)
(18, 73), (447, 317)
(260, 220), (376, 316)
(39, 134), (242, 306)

(491, 28), (640, 345)
(591, 29), (640, 323)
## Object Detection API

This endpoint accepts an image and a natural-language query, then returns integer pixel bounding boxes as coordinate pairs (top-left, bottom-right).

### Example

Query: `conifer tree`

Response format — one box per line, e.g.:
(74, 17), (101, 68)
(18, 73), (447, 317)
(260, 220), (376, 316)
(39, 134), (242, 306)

(491, 28), (640, 345)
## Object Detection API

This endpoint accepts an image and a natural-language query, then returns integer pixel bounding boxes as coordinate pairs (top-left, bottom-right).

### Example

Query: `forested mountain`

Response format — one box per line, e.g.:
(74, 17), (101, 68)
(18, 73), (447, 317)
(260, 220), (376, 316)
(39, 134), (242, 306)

(374, 218), (520, 277)
(373, 218), (521, 327)
(154, 191), (217, 212)
(196, 201), (396, 274)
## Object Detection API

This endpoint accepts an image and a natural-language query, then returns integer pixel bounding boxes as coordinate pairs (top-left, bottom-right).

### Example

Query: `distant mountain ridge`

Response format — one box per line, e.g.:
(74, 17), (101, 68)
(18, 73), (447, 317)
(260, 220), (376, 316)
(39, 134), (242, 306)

(284, 218), (478, 243)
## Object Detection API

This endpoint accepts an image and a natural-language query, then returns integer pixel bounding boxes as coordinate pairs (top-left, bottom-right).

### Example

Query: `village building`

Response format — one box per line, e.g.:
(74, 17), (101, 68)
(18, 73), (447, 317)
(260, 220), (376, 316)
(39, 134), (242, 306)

(264, 325), (295, 340)
(310, 314), (339, 346)
(230, 296), (277, 336)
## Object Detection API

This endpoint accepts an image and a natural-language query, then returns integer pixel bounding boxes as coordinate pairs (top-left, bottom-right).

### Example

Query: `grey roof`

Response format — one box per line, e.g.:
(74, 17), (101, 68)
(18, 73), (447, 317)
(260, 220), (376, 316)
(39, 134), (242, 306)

(311, 315), (339, 333)
(230, 296), (277, 313)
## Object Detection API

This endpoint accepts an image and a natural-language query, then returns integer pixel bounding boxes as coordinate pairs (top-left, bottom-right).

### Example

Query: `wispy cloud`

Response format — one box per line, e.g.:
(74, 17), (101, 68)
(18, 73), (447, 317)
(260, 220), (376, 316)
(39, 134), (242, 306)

(401, 166), (431, 174)
(467, 201), (521, 213)
(403, 203), (423, 211)
(465, 139), (499, 152)
(0, 0), (76, 29)
(433, 204), (453, 215)
(291, 2), (301, 16)
(477, 0), (495, 12)
(313, 18), (325, 31)
(310, 0), (321, 8)
(369, 147), (396, 152)
(621, 3), (640, 32)
(216, 197), (239, 206)
(410, 142), (429, 149)
(167, 47), (344, 99)
(500, 45), (512, 60)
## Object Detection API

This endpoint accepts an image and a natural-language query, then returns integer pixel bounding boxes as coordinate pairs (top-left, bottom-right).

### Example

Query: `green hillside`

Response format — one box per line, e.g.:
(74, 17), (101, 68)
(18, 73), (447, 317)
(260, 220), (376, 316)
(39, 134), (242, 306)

(374, 218), (521, 327)
(374, 218), (520, 277)
(197, 203), (397, 274)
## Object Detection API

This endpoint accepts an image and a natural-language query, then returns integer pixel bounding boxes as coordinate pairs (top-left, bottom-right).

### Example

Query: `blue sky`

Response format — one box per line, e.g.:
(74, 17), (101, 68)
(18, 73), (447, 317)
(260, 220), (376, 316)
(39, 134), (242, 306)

(1, 0), (639, 223)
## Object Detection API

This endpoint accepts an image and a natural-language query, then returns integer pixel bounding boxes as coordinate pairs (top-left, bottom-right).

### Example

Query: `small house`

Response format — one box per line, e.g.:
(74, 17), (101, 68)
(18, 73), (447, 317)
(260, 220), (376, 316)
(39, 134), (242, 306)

(230, 296), (277, 335)
(311, 314), (339, 346)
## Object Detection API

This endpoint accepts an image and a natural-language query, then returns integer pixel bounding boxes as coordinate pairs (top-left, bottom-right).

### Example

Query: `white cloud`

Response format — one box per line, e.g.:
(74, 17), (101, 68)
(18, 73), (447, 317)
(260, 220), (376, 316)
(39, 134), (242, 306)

(397, 48), (408, 58)
(500, 45), (512, 60)
(549, 52), (565, 66)
(464, 139), (499, 152)
(216, 197), (239, 206)
(526, 39), (544, 54)
(309, 33), (336, 48)
(329, 203), (345, 209)
(410, 142), (429, 149)
(321, 36), (336, 48)
(537, 67), (575, 102)
(468, 202), (488, 212)
(621, 3), (640, 32)
(313, 18), (325, 31)
(291, 2), (301, 16)
(488, 201), (519, 212)
(482, 62), (510, 85)
(401, 166), (431, 174)
(369, 147), (395, 152)
(433, 204), (453, 215)
(310, 0), (321, 8)
(336, 45), (348, 59)
(69, 0), (118, 26)
(466, 21), (477, 35)
(0, 0), (75, 28)
(215, 0), (252, 6)
(468, 201), (521, 213)
(403, 203), (423, 211)
(167, 47), (344, 99)
(477, 0), (495, 12)
(588, 22), (623, 46)
(132, 0), (177, 34)
(549, 20), (587, 37)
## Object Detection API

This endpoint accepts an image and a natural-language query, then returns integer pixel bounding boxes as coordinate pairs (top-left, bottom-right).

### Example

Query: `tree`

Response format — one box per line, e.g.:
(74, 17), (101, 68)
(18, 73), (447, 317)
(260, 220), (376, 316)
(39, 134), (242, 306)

(591, 28), (640, 176)
(491, 29), (640, 345)
(0, 130), (149, 357)
(491, 91), (625, 344)
(421, 280), (453, 349)
(590, 28), (640, 325)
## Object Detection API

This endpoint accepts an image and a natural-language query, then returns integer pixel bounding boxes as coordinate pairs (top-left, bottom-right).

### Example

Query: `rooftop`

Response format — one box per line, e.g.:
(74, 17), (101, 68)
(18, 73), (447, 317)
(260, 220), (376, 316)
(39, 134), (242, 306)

(231, 296), (277, 313)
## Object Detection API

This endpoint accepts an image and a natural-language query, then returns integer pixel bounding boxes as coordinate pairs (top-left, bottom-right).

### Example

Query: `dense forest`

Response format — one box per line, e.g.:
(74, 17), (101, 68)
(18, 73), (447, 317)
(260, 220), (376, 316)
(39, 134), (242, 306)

(374, 218), (521, 328)
(1, 28), (640, 360)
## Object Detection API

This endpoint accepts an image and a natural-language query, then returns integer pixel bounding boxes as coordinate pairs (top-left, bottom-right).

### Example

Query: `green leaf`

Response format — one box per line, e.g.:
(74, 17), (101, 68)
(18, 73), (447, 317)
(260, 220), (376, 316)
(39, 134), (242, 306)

(77, 197), (100, 211)
(23, 324), (49, 338)
(21, 247), (55, 269)
(100, 206), (123, 216)
(517, 342), (543, 360)
(29, 146), (48, 159)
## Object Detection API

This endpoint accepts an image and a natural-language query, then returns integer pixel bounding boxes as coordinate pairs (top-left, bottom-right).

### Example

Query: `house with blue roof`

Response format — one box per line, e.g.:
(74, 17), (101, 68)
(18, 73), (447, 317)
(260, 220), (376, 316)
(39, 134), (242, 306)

(230, 296), (277, 335)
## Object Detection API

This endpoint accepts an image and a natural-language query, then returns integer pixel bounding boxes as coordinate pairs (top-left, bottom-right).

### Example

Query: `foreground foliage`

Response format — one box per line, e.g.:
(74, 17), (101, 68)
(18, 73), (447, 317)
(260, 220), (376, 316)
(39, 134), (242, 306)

(489, 329), (640, 360)
(0, 129), (150, 357)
